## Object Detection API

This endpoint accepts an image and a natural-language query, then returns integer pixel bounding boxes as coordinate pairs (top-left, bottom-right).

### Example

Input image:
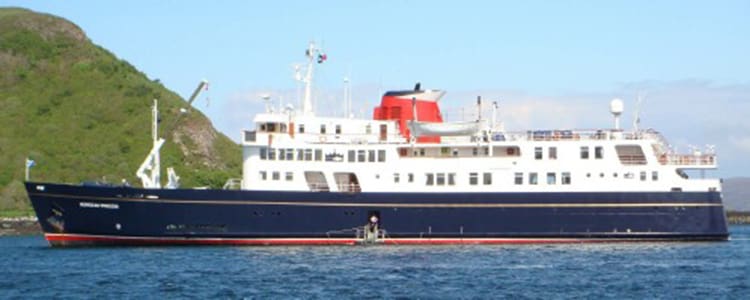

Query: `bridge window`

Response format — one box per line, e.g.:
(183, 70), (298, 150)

(314, 149), (323, 161)
(286, 148), (294, 161)
(378, 150), (386, 162)
(469, 172), (478, 185)
(436, 173), (446, 185)
(547, 173), (556, 185)
(562, 172), (571, 185)
(529, 172), (538, 185)
(426, 173), (435, 186)
(549, 147), (557, 160)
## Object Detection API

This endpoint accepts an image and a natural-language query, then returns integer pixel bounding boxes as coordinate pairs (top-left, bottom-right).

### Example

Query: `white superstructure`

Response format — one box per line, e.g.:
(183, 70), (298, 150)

(238, 43), (719, 195)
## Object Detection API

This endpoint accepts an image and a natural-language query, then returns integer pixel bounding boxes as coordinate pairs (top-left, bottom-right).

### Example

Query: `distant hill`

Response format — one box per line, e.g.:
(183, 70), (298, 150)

(723, 177), (750, 212)
(0, 8), (241, 212)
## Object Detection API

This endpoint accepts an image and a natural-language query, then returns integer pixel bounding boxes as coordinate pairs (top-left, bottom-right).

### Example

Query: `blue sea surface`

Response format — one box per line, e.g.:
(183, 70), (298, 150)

(1, 226), (749, 299)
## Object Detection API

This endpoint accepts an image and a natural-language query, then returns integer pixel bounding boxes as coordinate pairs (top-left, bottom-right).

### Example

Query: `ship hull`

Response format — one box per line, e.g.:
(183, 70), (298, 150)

(25, 182), (729, 246)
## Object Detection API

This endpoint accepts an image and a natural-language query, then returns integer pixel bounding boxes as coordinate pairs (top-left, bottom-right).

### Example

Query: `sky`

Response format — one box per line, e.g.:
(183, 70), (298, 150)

(3, 0), (750, 178)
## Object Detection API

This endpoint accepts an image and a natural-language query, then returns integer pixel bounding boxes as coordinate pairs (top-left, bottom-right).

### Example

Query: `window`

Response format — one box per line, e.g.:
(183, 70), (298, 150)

(652, 171), (659, 181)
(549, 147), (557, 160)
(469, 173), (478, 185)
(535, 147), (543, 160)
(279, 149), (286, 161)
(580, 146), (589, 159)
(547, 172), (556, 185)
(285, 172), (293, 181)
(297, 149), (304, 161)
(640, 171), (647, 181)
(272, 171), (280, 181)
(529, 172), (538, 185)
(394, 173), (400, 183)
(314, 149), (322, 161)
(484, 148), (489, 156)
(268, 148), (277, 160)
(285, 148), (294, 161)
(368, 150), (376, 162)
(357, 150), (366, 162)
(426, 173), (435, 186)
(335, 125), (342, 134)
(298, 124), (305, 133)
(419, 148), (425, 156)
(436, 173), (446, 185)
(260, 171), (267, 180)
(514, 172), (523, 185)
(448, 173), (456, 186)
(452, 149), (459, 156)
(595, 146), (603, 159)
(304, 149), (313, 161)
(348, 150), (355, 162)
(562, 172), (571, 185)
(320, 124), (326, 134)
(365, 124), (372, 134)
(377, 150), (386, 162)
(483, 173), (492, 185)
(473, 148), (479, 156)
(260, 148), (268, 160)
(408, 173), (414, 183)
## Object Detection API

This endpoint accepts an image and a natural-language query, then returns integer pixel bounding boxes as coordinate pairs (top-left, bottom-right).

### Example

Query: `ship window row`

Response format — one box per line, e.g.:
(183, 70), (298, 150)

(260, 148), (322, 161)
(259, 148), (387, 163)
(580, 146), (604, 159)
(425, 173), (457, 186)
(348, 150), (387, 163)
(259, 171), (294, 181)
(392, 173), (416, 183)
(514, 172), (572, 185)
(534, 147), (558, 160)
(585, 171), (659, 181)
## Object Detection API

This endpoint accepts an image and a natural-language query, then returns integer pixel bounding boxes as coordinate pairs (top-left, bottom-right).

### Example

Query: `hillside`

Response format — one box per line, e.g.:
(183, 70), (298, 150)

(0, 8), (241, 213)
(723, 177), (750, 212)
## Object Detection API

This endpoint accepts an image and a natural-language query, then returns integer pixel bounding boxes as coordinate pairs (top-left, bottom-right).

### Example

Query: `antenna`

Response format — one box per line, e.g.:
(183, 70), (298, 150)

(610, 98), (624, 130)
(633, 93), (645, 131)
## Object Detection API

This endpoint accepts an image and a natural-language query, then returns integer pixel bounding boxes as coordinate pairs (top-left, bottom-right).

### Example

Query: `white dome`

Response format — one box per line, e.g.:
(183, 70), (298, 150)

(610, 98), (624, 115)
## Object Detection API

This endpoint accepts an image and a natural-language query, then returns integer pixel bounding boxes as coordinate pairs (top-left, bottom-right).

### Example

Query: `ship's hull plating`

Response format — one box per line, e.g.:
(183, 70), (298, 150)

(25, 182), (729, 246)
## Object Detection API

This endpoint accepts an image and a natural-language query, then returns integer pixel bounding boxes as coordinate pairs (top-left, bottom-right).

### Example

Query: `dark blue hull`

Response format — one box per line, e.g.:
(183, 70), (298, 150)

(25, 182), (729, 246)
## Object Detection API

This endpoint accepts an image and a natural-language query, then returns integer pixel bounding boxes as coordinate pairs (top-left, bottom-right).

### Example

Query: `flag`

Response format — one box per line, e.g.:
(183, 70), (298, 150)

(26, 158), (35, 168)
(317, 53), (327, 64)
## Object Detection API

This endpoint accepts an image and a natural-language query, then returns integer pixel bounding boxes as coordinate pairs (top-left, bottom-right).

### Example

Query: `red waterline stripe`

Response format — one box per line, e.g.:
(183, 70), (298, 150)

(44, 233), (608, 246)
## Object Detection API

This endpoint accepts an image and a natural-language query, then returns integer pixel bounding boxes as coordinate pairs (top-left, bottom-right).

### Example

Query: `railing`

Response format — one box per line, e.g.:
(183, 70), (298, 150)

(307, 183), (330, 192)
(659, 154), (716, 166)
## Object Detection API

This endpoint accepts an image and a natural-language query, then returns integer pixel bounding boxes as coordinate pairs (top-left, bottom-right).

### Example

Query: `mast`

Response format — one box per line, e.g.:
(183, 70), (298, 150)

(136, 99), (165, 188)
(302, 42), (319, 116)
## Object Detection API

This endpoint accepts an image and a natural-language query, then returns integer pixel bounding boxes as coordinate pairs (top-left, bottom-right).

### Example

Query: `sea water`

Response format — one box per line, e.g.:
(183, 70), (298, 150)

(1, 226), (749, 299)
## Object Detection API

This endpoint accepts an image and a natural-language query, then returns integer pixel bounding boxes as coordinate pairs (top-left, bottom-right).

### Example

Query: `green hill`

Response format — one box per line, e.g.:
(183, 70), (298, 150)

(0, 8), (241, 214)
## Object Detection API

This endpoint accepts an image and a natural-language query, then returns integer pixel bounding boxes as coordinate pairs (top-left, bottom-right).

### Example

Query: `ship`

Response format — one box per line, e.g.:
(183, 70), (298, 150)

(25, 43), (729, 246)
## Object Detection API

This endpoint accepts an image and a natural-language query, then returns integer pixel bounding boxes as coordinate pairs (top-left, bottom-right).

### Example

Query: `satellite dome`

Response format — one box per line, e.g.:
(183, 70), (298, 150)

(610, 98), (624, 115)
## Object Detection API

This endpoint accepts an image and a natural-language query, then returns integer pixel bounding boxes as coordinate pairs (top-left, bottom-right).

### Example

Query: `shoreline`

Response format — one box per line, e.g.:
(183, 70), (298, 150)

(2, 214), (750, 237)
